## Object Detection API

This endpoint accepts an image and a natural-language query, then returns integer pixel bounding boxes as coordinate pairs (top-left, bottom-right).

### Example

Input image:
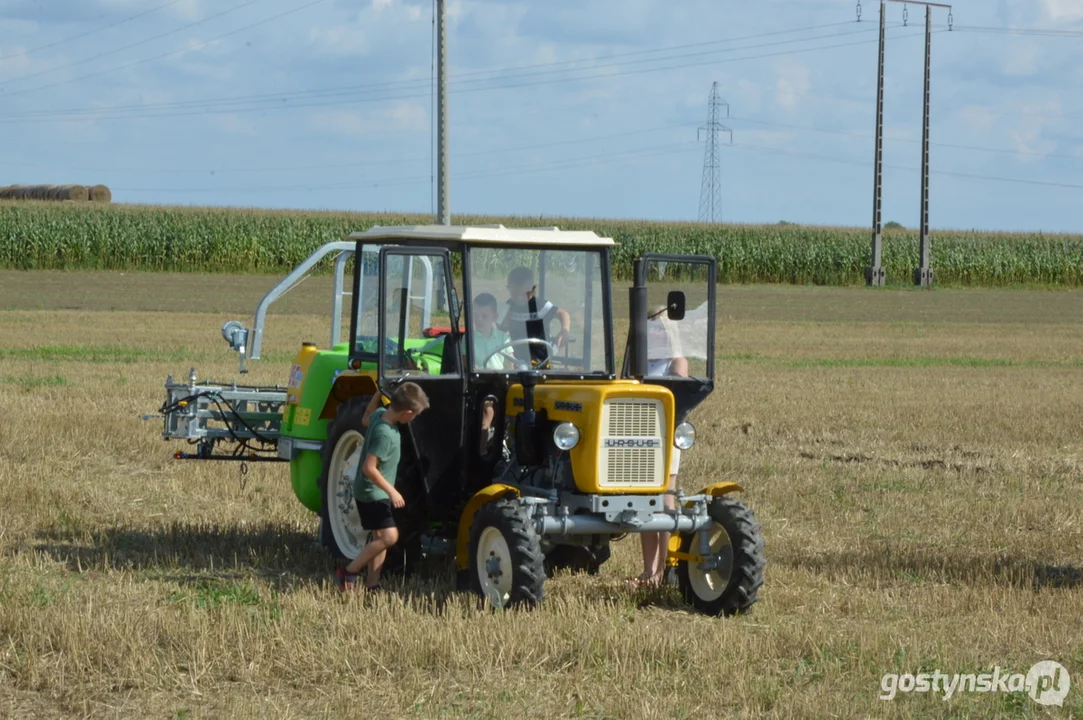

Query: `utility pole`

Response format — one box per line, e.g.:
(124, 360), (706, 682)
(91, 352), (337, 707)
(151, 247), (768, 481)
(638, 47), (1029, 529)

(913, 3), (951, 287)
(698, 82), (732, 224)
(865, 0), (887, 287)
(859, 0), (951, 287)
(436, 0), (449, 226)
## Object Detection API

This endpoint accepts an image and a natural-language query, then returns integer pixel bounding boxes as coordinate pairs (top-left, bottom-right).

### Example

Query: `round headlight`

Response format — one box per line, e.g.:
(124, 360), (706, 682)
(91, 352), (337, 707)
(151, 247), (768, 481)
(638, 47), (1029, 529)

(674, 421), (696, 450)
(553, 422), (580, 451)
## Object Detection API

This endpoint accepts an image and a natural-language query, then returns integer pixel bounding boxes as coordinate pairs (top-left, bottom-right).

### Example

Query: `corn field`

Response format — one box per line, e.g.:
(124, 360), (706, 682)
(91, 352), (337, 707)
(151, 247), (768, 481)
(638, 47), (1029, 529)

(1, 201), (1081, 286)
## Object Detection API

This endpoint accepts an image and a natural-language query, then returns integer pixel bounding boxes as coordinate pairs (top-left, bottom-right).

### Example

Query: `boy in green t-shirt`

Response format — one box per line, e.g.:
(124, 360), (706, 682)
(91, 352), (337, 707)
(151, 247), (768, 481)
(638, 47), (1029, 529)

(335, 382), (430, 592)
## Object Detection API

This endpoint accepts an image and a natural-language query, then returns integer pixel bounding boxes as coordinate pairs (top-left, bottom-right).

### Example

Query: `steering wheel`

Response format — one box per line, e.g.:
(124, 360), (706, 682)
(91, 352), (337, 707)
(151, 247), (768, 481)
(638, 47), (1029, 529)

(482, 337), (560, 371)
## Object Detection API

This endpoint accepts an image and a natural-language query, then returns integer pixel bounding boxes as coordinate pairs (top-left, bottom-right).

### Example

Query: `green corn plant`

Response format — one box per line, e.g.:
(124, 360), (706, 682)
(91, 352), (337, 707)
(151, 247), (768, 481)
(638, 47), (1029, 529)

(1, 202), (1081, 286)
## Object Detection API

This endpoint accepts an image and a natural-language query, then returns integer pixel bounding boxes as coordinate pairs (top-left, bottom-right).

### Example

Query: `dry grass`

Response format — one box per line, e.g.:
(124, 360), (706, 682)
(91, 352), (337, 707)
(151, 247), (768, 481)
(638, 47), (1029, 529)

(0, 278), (1081, 718)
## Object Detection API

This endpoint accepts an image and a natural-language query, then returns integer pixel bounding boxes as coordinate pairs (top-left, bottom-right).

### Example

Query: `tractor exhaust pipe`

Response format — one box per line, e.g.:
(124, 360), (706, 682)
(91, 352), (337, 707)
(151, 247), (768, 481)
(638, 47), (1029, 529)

(627, 258), (648, 379)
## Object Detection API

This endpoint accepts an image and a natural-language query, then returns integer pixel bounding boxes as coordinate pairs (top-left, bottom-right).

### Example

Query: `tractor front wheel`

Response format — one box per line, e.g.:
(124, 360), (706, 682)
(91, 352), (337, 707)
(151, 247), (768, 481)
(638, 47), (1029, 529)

(469, 499), (545, 609)
(676, 496), (765, 616)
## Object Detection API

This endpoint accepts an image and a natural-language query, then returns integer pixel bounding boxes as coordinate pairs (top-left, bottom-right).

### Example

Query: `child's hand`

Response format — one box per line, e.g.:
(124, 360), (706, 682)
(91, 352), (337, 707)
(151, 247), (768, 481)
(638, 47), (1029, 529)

(389, 489), (406, 508)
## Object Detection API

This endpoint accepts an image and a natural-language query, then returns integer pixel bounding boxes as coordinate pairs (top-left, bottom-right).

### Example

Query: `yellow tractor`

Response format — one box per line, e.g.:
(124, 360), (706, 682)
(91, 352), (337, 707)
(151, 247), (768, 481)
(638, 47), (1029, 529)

(158, 225), (765, 615)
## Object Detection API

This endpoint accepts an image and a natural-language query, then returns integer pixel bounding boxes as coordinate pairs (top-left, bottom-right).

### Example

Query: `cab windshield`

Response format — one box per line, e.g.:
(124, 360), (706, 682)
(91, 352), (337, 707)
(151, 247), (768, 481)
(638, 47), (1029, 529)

(467, 247), (611, 375)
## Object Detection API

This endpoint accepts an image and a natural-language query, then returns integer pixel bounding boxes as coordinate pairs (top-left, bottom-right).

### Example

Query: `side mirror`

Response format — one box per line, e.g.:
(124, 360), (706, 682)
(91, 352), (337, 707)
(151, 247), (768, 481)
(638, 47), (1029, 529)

(666, 291), (686, 321)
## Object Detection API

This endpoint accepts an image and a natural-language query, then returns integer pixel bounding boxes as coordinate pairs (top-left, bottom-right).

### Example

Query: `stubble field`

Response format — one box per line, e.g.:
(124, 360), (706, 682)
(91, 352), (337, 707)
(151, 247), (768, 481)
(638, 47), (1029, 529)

(0, 270), (1081, 719)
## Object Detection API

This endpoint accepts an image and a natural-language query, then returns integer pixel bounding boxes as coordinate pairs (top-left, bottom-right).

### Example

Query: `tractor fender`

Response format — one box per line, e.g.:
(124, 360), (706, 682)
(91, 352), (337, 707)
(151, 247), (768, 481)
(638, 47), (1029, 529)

(697, 481), (745, 499)
(318, 371), (379, 420)
(667, 481), (745, 565)
(455, 484), (522, 571)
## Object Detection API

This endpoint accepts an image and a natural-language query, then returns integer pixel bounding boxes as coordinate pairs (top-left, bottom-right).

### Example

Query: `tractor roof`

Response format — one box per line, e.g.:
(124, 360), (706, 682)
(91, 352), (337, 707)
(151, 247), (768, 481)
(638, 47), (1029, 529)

(347, 224), (616, 247)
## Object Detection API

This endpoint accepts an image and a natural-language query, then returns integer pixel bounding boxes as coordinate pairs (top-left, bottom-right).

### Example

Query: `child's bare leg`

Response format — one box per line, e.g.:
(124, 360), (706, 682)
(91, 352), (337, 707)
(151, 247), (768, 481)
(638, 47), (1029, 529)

(633, 474), (678, 586)
(366, 548), (389, 588)
(653, 480), (677, 581)
(363, 527), (398, 587)
(345, 526), (398, 576)
(639, 532), (660, 581)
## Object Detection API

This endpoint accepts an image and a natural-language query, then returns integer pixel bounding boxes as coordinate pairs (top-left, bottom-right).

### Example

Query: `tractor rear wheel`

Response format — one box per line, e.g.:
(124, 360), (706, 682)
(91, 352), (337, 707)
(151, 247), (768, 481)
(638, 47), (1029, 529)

(469, 499), (545, 609)
(318, 396), (372, 561)
(676, 496), (765, 616)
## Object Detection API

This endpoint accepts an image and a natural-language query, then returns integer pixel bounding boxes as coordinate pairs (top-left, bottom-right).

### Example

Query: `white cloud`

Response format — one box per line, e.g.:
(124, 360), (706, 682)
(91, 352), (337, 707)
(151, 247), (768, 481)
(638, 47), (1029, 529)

(1040, 0), (1083, 22)
(1010, 127), (1056, 162)
(308, 1), (425, 58)
(174, 37), (220, 59)
(773, 59), (810, 110)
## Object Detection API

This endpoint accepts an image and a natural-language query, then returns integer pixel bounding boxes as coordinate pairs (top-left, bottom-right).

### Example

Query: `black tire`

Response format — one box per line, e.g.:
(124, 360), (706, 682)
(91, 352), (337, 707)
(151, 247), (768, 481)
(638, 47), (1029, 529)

(469, 499), (546, 608)
(318, 395), (372, 561)
(676, 496), (765, 616)
(544, 541), (611, 577)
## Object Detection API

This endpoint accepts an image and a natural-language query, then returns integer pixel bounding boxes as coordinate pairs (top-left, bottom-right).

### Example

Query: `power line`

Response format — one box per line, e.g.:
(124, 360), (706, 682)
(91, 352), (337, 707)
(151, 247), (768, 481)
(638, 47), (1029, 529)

(112, 140), (702, 194)
(729, 115), (1083, 162)
(105, 139), (1083, 195)
(5, 122), (697, 174)
(0, 23), (880, 113)
(1, 0), (333, 98)
(0, 26), (918, 122)
(2, 20), (860, 109)
(950, 24), (1083, 38)
(0, 0), (187, 61)
(0, 0), (261, 87)
(730, 141), (1083, 190)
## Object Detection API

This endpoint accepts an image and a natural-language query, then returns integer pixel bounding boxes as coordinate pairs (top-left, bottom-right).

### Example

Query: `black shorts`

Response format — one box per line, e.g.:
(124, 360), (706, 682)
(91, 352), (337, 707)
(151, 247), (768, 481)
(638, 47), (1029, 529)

(356, 500), (395, 530)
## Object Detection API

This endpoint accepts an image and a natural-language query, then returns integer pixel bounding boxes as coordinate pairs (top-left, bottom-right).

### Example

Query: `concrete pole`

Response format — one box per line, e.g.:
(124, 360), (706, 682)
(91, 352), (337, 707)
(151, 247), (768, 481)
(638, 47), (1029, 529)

(866, 0), (887, 287)
(914, 5), (934, 287)
(436, 0), (450, 226)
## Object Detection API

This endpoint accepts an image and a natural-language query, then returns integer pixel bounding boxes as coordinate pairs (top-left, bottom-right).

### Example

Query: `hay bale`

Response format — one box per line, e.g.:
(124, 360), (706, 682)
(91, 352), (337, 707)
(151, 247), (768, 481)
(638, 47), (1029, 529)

(58, 184), (88, 201)
(89, 184), (111, 203)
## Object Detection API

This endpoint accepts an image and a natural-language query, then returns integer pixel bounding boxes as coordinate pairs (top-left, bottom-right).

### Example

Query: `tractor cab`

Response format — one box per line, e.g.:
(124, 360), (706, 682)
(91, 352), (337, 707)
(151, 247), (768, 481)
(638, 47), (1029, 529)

(154, 224), (765, 616)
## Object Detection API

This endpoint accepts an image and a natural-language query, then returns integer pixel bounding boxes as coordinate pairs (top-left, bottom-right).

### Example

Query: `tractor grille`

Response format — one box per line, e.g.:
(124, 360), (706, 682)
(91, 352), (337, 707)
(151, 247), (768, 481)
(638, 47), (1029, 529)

(604, 448), (658, 484)
(599, 398), (666, 487)
(607, 400), (659, 438)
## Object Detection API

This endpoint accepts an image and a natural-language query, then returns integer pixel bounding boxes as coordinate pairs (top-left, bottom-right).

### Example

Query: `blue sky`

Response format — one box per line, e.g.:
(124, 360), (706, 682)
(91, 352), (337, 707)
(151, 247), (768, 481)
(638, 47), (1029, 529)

(1, 0), (1081, 231)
